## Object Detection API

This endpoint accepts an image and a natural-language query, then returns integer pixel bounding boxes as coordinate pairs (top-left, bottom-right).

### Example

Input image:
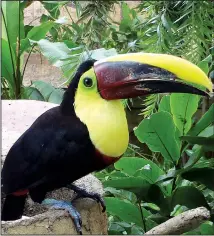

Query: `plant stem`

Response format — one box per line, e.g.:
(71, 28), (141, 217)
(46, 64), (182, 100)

(22, 44), (35, 78)
(1, 8), (16, 91)
(64, 5), (74, 23)
(15, 0), (21, 99)
(138, 201), (147, 233)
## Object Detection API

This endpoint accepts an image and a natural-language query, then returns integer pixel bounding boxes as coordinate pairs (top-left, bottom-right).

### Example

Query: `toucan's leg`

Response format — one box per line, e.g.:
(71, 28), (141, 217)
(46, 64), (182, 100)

(42, 199), (82, 235)
(67, 184), (106, 212)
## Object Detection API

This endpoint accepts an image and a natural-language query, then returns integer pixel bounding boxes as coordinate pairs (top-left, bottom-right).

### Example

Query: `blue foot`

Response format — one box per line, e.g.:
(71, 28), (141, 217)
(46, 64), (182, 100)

(42, 199), (82, 234)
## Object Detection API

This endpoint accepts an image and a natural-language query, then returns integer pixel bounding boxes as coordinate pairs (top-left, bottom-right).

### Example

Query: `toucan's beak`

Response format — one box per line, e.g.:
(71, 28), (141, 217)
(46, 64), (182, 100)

(94, 53), (213, 100)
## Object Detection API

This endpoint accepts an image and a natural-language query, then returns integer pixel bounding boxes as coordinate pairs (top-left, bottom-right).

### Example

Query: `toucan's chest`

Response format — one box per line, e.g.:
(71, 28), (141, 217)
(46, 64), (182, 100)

(75, 95), (129, 158)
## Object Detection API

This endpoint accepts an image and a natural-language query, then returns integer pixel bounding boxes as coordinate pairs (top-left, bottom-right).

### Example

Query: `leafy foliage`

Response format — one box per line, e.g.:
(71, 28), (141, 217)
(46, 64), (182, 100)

(97, 88), (214, 233)
(2, 1), (213, 234)
(1, 1), (58, 99)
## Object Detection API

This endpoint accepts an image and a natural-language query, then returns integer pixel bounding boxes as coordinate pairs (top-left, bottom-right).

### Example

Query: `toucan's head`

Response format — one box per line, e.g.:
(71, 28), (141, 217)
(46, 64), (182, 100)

(60, 53), (212, 158)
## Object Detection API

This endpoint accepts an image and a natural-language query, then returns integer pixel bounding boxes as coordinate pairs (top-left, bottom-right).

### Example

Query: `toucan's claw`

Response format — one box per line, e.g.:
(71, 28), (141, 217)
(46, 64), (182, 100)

(42, 198), (82, 234)
(67, 184), (106, 212)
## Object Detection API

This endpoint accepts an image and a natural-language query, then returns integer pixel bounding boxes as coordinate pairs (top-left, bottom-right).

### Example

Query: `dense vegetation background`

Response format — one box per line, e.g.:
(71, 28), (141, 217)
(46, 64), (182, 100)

(1, 1), (214, 234)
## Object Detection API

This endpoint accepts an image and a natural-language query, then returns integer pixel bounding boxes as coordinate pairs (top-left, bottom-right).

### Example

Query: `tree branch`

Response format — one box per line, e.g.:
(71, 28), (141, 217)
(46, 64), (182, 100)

(145, 207), (210, 235)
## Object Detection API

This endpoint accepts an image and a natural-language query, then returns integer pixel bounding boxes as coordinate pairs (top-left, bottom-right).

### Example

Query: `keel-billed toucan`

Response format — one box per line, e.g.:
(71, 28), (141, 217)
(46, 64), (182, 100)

(1, 53), (212, 234)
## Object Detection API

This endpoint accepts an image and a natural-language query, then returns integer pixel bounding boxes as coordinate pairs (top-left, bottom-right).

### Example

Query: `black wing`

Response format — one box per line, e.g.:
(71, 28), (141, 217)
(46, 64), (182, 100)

(2, 106), (96, 195)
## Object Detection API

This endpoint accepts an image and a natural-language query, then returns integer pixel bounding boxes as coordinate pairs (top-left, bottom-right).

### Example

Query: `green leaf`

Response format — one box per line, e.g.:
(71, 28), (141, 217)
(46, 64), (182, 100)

(148, 214), (169, 225)
(108, 223), (126, 234)
(105, 187), (137, 203)
(21, 87), (45, 101)
(158, 95), (171, 113)
(42, 1), (60, 19)
(119, 3), (132, 32)
(130, 225), (145, 235)
(48, 88), (64, 104)
(20, 21), (55, 54)
(181, 136), (214, 151)
(197, 61), (209, 74)
(170, 94), (199, 135)
(145, 218), (158, 232)
(188, 104), (214, 137)
(32, 39), (70, 65)
(103, 177), (151, 200)
(184, 146), (203, 169)
(2, 1), (25, 53)
(104, 197), (144, 227)
(146, 184), (170, 216)
(114, 157), (164, 183)
(32, 39), (80, 79)
(32, 81), (64, 104)
(181, 168), (214, 191)
(1, 39), (15, 89)
(199, 126), (214, 138)
(200, 222), (214, 235)
(171, 186), (210, 210)
(134, 112), (180, 164)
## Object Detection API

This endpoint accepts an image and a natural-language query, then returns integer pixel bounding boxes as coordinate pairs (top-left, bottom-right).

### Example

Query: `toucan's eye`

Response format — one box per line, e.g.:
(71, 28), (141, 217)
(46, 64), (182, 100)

(83, 77), (93, 87)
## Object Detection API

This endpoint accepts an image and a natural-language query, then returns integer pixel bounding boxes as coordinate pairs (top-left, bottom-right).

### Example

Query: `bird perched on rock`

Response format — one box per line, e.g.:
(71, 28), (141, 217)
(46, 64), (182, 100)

(1, 53), (212, 234)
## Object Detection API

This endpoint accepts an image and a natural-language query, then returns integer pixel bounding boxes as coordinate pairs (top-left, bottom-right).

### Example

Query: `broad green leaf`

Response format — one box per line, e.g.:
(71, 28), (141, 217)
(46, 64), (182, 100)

(188, 104), (214, 137)
(197, 61), (209, 74)
(115, 157), (164, 183)
(32, 39), (70, 65)
(48, 88), (64, 104)
(32, 39), (80, 79)
(134, 112), (180, 163)
(119, 3), (132, 32)
(104, 197), (143, 227)
(144, 218), (158, 232)
(148, 214), (169, 225)
(181, 168), (214, 191)
(198, 126), (214, 138)
(105, 187), (137, 203)
(2, 1), (25, 53)
(200, 222), (214, 235)
(32, 81), (64, 104)
(21, 87), (45, 101)
(158, 95), (171, 113)
(130, 225), (145, 235)
(108, 223), (125, 234)
(1, 39), (16, 89)
(146, 184), (170, 216)
(103, 177), (151, 200)
(109, 171), (128, 178)
(202, 55), (212, 63)
(171, 186), (210, 210)
(158, 96), (181, 149)
(170, 94), (199, 135)
(184, 146), (203, 169)
(156, 168), (177, 183)
(20, 21), (55, 54)
(181, 136), (214, 151)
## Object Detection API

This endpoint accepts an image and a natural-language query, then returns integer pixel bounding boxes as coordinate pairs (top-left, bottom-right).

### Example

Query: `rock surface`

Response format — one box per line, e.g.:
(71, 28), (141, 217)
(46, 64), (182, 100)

(1, 100), (107, 235)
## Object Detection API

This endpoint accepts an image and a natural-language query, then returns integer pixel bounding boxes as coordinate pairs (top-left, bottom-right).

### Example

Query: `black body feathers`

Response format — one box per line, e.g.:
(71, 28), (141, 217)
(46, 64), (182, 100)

(1, 60), (108, 221)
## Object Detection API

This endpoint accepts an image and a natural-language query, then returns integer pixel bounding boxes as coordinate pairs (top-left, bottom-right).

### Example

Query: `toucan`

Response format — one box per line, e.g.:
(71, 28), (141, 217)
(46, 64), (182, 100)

(1, 53), (212, 234)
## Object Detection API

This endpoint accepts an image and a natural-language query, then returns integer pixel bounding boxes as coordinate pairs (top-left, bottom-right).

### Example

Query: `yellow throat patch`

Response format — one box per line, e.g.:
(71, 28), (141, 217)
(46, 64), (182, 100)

(74, 68), (129, 158)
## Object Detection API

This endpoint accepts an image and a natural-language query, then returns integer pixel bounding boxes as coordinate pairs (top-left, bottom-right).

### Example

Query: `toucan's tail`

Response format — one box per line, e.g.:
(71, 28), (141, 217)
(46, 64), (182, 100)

(1, 194), (27, 221)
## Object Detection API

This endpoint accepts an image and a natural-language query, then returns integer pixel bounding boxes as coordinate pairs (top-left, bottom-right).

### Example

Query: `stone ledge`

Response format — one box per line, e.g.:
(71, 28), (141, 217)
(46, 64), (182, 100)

(1, 100), (107, 234)
(2, 198), (107, 234)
